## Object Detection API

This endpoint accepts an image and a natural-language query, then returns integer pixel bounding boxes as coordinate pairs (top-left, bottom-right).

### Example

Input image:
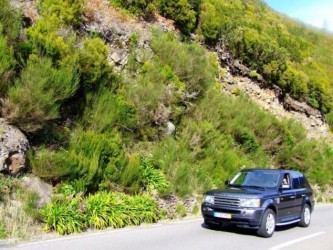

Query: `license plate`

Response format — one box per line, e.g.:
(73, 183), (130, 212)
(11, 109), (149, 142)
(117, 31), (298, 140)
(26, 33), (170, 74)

(214, 212), (232, 219)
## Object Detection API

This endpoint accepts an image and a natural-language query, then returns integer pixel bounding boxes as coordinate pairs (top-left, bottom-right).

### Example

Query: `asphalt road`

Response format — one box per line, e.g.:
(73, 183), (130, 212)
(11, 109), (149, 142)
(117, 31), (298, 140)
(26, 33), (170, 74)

(4, 204), (333, 250)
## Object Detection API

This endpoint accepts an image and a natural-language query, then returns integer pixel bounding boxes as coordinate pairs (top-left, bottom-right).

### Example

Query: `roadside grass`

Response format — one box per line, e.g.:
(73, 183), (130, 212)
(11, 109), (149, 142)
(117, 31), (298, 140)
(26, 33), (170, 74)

(0, 200), (42, 242)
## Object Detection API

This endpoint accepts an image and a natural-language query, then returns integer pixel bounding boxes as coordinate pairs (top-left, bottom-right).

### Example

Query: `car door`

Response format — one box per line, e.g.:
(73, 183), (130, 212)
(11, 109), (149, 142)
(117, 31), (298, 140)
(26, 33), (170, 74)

(291, 172), (304, 217)
(277, 173), (296, 221)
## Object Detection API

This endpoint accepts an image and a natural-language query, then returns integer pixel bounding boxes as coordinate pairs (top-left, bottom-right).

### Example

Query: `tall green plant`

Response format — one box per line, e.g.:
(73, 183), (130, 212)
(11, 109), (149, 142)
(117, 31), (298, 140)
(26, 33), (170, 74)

(79, 38), (111, 91)
(39, 0), (84, 26)
(0, 25), (15, 82)
(0, 0), (21, 44)
(2, 55), (79, 132)
(159, 0), (197, 34)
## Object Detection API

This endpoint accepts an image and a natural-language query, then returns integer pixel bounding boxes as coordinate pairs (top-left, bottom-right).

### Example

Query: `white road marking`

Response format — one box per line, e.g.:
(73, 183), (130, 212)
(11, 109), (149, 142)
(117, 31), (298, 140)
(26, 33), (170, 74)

(269, 232), (326, 250)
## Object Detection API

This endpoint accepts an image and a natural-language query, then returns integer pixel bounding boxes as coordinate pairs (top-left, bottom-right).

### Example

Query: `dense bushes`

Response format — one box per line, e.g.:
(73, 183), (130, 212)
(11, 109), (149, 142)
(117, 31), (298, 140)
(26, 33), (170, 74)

(84, 88), (138, 133)
(110, 0), (155, 16)
(115, 155), (169, 194)
(79, 38), (111, 91)
(196, 0), (333, 113)
(0, 0), (21, 44)
(31, 129), (126, 191)
(150, 31), (217, 95)
(158, 0), (197, 34)
(39, 0), (84, 26)
(149, 87), (333, 195)
(119, 32), (217, 138)
(0, 0), (21, 94)
(26, 16), (76, 61)
(2, 55), (79, 132)
(41, 192), (158, 234)
(0, 28), (15, 93)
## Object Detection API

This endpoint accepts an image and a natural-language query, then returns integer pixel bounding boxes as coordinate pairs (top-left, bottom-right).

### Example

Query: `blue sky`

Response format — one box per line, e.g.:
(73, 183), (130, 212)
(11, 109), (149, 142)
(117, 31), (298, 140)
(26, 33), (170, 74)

(265, 0), (333, 32)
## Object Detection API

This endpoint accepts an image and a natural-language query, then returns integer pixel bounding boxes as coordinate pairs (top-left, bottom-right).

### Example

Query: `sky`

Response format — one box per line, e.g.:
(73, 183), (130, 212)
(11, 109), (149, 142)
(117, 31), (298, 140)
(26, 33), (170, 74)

(265, 0), (333, 32)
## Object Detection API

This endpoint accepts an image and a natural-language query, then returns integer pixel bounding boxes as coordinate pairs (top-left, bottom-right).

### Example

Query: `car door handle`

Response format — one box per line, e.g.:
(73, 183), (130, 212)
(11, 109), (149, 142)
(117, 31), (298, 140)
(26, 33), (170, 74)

(290, 196), (295, 198)
(301, 194), (306, 197)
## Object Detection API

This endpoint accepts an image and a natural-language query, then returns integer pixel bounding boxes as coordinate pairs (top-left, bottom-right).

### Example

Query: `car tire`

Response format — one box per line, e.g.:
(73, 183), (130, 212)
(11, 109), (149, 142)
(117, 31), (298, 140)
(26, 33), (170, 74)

(204, 219), (220, 229)
(257, 209), (275, 238)
(298, 204), (311, 227)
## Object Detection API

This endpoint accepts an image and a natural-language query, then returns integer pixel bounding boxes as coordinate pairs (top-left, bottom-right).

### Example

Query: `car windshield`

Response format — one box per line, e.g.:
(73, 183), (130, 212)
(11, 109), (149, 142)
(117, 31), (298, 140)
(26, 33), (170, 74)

(230, 171), (280, 189)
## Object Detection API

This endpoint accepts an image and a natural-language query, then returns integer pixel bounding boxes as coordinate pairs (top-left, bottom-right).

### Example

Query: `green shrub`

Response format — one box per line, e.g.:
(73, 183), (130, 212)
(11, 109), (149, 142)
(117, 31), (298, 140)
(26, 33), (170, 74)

(115, 154), (169, 194)
(26, 16), (77, 61)
(192, 204), (199, 215)
(78, 38), (111, 91)
(29, 148), (73, 179)
(129, 194), (158, 223)
(122, 32), (217, 138)
(0, 0), (21, 44)
(0, 221), (6, 239)
(117, 154), (142, 193)
(41, 196), (85, 235)
(326, 111), (333, 132)
(234, 128), (259, 153)
(2, 55), (79, 132)
(159, 208), (168, 219)
(30, 129), (126, 189)
(158, 0), (197, 34)
(55, 184), (75, 197)
(66, 129), (125, 189)
(280, 64), (308, 99)
(85, 88), (138, 133)
(0, 174), (13, 201)
(140, 157), (169, 193)
(85, 192), (119, 229)
(110, 0), (155, 16)
(41, 191), (158, 234)
(151, 31), (217, 95)
(174, 203), (187, 218)
(0, 26), (15, 93)
(197, 2), (221, 42)
(39, 0), (84, 26)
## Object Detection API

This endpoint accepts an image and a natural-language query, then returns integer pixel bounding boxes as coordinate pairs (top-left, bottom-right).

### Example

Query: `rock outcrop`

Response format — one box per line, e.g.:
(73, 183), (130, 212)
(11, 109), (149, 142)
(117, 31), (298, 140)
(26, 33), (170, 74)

(0, 119), (29, 175)
(152, 192), (198, 219)
(221, 74), (331, 140)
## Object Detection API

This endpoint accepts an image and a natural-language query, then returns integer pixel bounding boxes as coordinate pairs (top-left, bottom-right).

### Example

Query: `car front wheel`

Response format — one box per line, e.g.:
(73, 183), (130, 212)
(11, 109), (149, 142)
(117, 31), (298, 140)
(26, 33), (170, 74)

(298, 204), (311, 227)
(257, 209), (275, 238)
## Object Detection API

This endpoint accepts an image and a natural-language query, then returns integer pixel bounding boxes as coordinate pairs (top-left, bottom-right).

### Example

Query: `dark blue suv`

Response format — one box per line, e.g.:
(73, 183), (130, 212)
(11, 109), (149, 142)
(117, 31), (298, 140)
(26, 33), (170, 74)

(201, 169), (314, 237)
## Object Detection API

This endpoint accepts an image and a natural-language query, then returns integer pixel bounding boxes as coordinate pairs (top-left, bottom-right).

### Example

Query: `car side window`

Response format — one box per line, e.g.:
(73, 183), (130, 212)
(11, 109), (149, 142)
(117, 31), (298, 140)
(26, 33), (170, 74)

(299, 174), (309, 188)
(282, 173), (290, 189)
(291, 172), (301, 189)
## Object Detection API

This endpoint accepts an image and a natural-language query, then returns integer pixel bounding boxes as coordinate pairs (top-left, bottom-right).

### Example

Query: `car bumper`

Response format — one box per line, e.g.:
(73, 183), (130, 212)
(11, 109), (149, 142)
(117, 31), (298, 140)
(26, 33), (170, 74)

(201, 203), (265, 228)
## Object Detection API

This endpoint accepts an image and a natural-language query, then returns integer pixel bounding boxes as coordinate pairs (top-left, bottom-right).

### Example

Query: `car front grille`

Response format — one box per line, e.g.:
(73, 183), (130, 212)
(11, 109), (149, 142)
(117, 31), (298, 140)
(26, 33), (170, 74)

(214, 197), (240, 207)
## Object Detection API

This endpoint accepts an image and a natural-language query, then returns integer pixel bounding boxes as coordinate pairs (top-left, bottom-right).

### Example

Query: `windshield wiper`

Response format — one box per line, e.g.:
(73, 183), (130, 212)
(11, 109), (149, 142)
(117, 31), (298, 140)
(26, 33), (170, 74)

(242, 185), (266, 190)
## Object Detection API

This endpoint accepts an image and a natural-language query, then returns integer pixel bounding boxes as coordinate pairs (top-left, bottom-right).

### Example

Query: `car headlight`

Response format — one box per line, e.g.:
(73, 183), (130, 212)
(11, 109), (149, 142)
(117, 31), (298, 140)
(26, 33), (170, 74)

(239, 198), (260, 208)
(204, 195), (214, 204)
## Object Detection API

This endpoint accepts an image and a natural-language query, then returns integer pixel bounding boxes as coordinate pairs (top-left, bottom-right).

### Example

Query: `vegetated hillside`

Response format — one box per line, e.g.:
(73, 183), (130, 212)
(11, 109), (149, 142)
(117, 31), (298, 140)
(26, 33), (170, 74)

(0, 0), (333, 239)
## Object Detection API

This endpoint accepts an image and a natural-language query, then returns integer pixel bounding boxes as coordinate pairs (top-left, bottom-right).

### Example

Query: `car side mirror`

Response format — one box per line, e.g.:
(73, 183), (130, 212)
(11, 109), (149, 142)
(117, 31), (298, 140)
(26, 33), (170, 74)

(225, 180), (230, 187)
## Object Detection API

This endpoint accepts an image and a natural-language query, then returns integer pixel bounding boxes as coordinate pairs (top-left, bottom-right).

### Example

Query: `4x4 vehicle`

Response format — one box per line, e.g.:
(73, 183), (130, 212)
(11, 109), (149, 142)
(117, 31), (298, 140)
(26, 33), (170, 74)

(201, 169), (314, 237)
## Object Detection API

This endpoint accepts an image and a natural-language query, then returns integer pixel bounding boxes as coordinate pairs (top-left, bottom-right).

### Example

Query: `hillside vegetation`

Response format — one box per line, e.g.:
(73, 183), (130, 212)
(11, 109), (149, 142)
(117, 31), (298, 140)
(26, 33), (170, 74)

(0, 0), (333, 239)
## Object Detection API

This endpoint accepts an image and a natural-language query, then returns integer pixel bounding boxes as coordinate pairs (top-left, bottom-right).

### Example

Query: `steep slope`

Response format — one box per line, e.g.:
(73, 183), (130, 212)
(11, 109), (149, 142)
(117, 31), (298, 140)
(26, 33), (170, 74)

(1, 0), (333, 240)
